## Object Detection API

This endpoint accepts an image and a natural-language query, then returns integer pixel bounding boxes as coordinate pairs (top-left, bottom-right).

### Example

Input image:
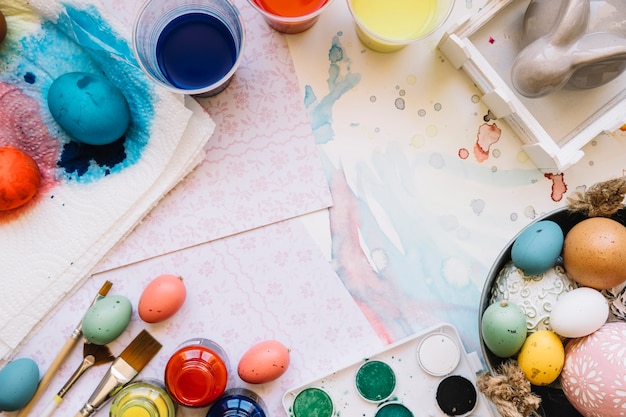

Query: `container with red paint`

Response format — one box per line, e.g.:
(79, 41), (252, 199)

(247, 0), (334, 33)
(164, 338), (230, 408)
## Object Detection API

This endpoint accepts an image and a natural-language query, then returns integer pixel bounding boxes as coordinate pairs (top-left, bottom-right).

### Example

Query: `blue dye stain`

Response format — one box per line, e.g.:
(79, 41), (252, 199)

(24, 72), (36, 84)
(59, 137), (127, 177)
(6, 3), (154, 183)
(304, 35), (361, 144)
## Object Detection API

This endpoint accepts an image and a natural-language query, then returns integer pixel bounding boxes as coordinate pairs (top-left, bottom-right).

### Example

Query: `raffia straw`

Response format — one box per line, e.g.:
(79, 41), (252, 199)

(476, 359), (541, 417)
(567, 177), (626, 217)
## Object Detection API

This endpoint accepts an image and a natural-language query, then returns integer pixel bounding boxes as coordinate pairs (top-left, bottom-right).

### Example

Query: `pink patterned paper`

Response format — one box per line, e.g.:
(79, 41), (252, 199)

(98, 0), (332, 271)
(16, 218), (380, 417)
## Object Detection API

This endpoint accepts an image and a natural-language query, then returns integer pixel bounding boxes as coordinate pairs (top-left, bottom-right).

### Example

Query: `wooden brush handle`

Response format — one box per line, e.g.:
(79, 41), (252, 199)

(17, 336), (79, 417)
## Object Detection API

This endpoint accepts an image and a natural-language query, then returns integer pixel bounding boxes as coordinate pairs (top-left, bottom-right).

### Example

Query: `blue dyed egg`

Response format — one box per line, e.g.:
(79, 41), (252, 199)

(511, 220), (564, 276)
(82, 295), (133, 345)
(47, 72), (131, 145)
(0, 358), (40, 412)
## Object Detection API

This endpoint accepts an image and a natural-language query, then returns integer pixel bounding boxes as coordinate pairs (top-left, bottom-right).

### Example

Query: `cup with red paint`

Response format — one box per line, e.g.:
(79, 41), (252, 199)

(133, 0), (245, 97)
(247, 0), (334, 34)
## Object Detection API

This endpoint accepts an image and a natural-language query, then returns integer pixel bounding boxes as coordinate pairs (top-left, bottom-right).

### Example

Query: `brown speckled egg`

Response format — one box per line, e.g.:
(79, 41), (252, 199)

(562, 217), (626, 290)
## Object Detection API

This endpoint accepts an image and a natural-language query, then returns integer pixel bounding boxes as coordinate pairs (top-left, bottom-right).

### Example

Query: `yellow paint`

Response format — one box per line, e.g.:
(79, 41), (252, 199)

(350, 0), (438, 51)
(120, 405), (151, 417)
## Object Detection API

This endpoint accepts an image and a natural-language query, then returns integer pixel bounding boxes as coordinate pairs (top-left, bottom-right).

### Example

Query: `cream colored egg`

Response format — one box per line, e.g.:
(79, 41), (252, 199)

(490, 261), (577, 332)
(550, 287), (609, 338)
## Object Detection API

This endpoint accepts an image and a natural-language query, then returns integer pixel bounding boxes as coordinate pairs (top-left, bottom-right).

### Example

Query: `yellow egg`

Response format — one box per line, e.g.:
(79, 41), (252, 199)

(517, 330), (564, 386)
(562, 217), (626, 289)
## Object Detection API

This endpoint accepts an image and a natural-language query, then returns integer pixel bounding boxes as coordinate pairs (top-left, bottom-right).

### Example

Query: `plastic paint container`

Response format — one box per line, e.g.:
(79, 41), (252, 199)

(109, 379), (176, 417)
(164, 338), (230, 408)
(133, 0), (245, 96)
(417, 333), (461, 376)
(206, 388), (267, 417)
(435, 375), (477, 416)
(247, 0), (334, 33)
(355, 360), (396, 402)
(292, 387), (333, 417)
(375, 402), (414, 417)
(346, 0), (455, 52)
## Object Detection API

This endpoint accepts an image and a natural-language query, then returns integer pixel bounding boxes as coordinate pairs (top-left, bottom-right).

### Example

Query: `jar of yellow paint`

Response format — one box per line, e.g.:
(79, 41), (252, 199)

(109, 379), (176, 417)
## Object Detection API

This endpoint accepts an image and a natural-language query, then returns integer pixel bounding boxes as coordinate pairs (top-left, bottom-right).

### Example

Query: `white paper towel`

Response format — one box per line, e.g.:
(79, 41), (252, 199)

(0, 0), (215, 361)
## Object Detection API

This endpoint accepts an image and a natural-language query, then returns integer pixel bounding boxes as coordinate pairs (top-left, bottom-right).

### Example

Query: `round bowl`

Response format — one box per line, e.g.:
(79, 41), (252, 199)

(479, 207), (590, 417)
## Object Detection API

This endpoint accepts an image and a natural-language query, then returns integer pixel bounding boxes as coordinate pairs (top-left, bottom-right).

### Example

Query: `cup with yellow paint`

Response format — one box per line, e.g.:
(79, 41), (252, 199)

(346, 0), (455, 52)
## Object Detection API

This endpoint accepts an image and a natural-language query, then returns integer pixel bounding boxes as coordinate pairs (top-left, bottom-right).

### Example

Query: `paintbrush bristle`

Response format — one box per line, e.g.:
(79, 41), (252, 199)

(98, 280), (113, 297)
(83, 343), (115, 366)
(119, 330), (162, 371)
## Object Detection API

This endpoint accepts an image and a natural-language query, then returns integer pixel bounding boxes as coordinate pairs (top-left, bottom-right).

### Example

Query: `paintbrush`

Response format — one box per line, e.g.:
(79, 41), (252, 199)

(40, 342), (115, 417)
(74, 329), (162, 417)
(17, 280), (113, 417)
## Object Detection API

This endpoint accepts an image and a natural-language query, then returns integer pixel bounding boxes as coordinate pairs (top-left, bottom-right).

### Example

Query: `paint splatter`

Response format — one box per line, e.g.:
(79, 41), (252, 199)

(0, 4), (154, 184)
(544, 173), (568, 202)
(458, 148), (469, 159)
(304, 34), (361, 144)
(474, 123), (501, 163)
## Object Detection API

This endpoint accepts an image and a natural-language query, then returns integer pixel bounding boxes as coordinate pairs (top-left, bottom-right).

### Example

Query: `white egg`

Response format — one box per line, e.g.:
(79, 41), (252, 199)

(550, 287), (609, 338)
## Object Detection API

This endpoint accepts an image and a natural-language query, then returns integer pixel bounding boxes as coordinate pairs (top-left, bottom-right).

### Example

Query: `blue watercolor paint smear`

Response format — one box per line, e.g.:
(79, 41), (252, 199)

(3, 3), (154, 183)
(306, 34), (491, 352)
(304, 34), (361, 144)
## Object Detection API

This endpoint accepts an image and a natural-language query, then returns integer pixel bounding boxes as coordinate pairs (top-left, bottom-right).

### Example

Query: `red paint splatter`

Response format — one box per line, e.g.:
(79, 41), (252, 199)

(458, 148), (469, 159)
(489, 37), (495, 44)
(474, 123), (501, 163)
(544, 172), (567, 202)
(0, 82), (61, 221)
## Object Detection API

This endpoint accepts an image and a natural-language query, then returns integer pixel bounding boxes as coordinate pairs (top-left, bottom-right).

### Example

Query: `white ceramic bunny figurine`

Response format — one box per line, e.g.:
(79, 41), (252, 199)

(511, 0), (626, 97)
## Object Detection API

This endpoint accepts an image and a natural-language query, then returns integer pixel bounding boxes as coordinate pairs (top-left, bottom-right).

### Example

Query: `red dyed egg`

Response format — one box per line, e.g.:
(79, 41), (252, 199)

(0, 147), (41, 211)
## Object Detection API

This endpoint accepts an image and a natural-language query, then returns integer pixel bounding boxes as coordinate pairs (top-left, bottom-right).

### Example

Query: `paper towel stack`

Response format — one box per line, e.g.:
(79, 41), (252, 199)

(0, 0), (215, 362)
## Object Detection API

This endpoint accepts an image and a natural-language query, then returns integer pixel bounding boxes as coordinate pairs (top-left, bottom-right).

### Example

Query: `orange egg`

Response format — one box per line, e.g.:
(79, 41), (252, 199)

(562, 217), (626, 289)
(238, 340), (290, 384)
(0, 147), (41, 211)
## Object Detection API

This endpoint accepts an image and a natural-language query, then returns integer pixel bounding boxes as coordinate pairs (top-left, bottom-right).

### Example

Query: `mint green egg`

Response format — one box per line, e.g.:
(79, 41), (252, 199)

(82, 295), (132, 345)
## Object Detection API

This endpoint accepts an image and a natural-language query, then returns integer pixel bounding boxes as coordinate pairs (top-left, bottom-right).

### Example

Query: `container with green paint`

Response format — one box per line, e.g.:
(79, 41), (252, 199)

(292, 387), (333, 417)
(355, 360), (396, 402)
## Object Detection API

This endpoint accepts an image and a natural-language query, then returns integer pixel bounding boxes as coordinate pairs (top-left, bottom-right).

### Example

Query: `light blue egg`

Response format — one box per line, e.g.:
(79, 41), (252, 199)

(47, 72), (131, 145)
(511, 220), (564, 276)
(82, 295), (133, 345)
(0, 358), (40, 412)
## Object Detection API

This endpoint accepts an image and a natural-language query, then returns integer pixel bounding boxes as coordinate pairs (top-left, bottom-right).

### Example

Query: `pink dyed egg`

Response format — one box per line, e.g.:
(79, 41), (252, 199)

(561, 321), (626, 417)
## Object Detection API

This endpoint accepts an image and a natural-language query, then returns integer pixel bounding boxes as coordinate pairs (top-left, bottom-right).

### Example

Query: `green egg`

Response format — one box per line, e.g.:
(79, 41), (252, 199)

(481, 300), (528, 358)
(82, 295), (132, 345)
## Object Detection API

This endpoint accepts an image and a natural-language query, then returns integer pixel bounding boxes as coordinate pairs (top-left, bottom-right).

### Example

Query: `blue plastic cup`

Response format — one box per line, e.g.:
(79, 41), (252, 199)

(133, 0), (245, 97)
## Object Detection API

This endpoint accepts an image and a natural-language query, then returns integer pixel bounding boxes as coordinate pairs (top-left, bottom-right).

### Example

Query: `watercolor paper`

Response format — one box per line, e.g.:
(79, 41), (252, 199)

(287, 0), (626, 355)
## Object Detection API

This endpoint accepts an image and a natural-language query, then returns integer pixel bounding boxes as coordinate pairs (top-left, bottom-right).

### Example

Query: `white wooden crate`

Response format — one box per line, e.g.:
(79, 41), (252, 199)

(438, 0), (626, 172)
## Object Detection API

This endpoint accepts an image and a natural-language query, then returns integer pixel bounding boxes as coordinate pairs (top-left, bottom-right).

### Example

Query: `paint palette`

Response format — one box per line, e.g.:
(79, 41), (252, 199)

(282, 323), (498, 417)
(438, 0), (626, 172)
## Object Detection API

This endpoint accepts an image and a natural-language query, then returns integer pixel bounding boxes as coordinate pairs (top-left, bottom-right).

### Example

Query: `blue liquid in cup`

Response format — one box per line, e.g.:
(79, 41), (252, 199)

(156, 12), (237, 90)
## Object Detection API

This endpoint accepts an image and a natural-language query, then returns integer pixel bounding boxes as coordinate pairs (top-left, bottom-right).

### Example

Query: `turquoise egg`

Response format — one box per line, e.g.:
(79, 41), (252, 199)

(0, 358), (40, 411)
(82, 295), (132, 345)
(47, 72), (131, 145)
(511, 220), (564, 276)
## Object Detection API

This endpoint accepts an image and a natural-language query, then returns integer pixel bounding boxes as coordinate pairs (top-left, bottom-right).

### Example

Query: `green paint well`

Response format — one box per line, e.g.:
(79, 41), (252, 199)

(375, 403), (414, 417)
(293, 387), (333, 417)
(355, 360), (396, 402)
